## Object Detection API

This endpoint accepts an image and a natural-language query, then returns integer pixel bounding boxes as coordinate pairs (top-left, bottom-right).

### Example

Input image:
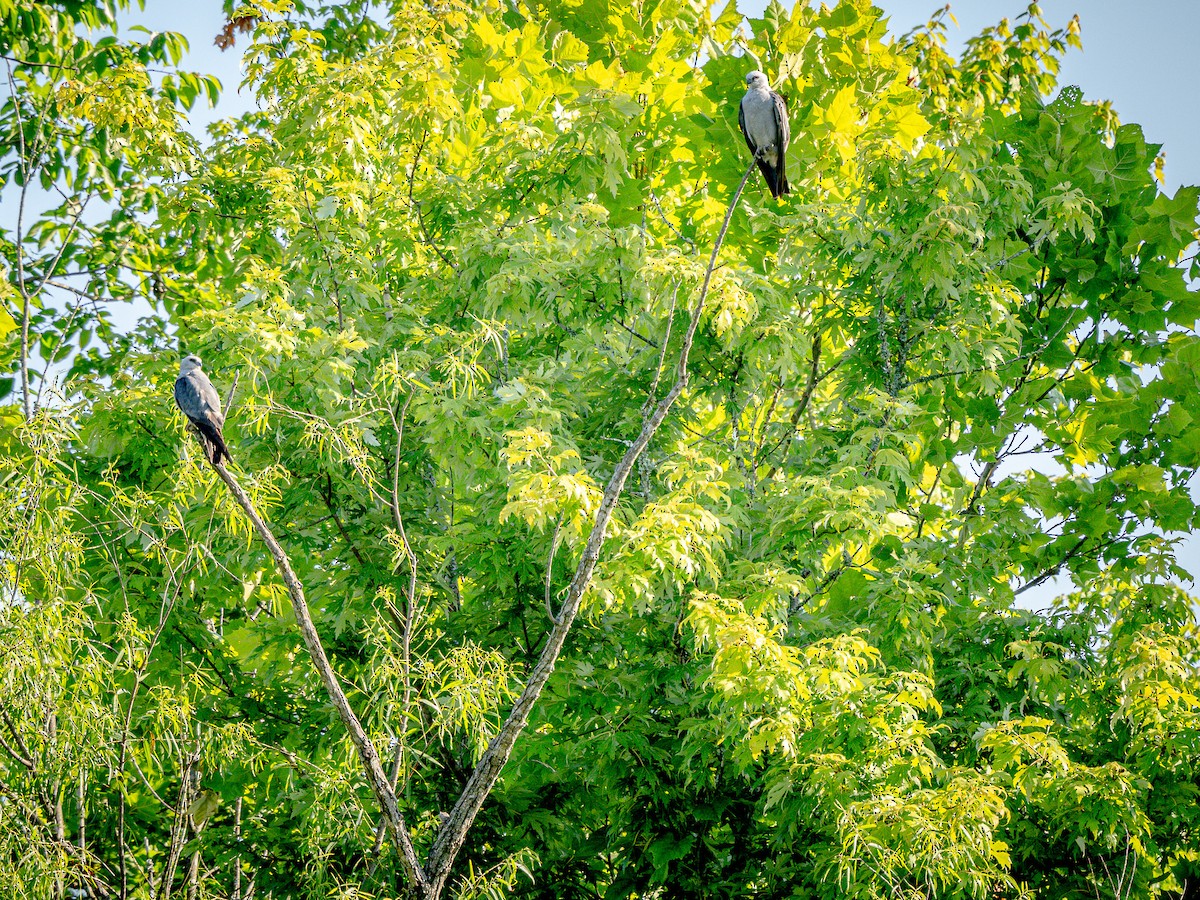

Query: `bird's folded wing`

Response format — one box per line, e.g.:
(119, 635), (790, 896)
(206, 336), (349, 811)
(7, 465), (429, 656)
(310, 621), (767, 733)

(738, 100), (757, 155)
(772, 91), (789, 149)
(175, 375), (221, 428)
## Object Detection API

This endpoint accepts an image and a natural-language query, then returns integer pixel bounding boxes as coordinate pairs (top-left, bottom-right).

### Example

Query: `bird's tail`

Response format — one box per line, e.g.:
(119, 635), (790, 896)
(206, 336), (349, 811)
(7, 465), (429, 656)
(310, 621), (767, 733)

(757, 159), (790, 199)
(194, 420), (232, 466)
(773, 155), (790, 198)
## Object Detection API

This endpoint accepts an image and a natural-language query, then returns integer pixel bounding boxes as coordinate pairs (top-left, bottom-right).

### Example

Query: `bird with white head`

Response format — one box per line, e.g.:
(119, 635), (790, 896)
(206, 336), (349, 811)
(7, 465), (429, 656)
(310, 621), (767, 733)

(738, 70), (791, 198)
(174, 354), (231, 465)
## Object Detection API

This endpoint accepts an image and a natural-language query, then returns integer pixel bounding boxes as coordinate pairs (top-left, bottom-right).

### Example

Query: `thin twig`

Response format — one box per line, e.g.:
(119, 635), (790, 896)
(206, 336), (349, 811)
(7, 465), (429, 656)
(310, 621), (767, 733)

(613, 316), (659, 349)
(9, 62), (32, 421)
(117, 554), (187, 898)
(641, 281), (679, 417)
(1, 54), (76, 71)
(155, 748), (198, 900)
(762, 331), (825, 479)
(367, 393), (419, 859)
(1012, 534), (1089, 597)
(30, 193), (94, 414)
(407, 128), (458, 273)
(544, 515), (564, 624)
(223, 371), (240, 416)
(301, 192), (345, 330)
(232, 796), (243, 900)
(0, 705), (33, 770)
(368, 741), (406, 864)
(648, 189), (696, 251)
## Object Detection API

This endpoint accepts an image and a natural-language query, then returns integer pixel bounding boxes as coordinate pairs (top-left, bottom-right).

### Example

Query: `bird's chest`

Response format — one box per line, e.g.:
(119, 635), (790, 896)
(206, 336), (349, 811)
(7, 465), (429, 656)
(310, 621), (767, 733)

(742, 93), (779, 152)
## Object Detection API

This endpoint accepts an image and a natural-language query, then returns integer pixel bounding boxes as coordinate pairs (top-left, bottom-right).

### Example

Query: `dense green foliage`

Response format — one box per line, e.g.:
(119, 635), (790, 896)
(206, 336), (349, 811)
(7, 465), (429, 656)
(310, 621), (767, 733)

(2, 0), (1198, 898)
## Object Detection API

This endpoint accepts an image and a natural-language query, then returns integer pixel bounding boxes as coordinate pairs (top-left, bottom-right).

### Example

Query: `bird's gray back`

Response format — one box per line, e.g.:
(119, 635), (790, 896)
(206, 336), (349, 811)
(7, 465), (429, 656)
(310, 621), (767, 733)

(175, 370), (223, 426)
(740, 89), (780, 148)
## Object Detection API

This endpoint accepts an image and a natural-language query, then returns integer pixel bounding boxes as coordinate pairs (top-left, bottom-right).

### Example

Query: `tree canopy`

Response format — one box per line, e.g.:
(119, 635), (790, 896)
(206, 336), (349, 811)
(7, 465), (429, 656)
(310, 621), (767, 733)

(2, 0), (1198, 898)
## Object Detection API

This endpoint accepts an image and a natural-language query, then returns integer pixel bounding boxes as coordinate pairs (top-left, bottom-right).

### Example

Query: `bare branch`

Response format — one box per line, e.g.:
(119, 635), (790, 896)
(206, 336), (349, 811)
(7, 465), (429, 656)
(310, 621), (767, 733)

(1, 54), (76, 71)
(8, 61), (32, 422)
(762, 331), (825, 480)
(1013, 534), (1090, 597)
(612, 315), (659, 350)
(648, 189), (696, 251)
(366, 393), (421, 859)
(223, 371), (240, 415)
(118, 554), (188, 898)
(0, 706), (33, 770)
(155, 749), (198, 900)
(209, 462), (428, 893)
(232, 796), (243, 900)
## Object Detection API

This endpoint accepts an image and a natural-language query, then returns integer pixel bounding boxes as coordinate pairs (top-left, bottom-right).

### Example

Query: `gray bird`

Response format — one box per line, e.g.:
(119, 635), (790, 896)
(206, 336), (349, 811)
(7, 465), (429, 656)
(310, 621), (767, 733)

(174, 354), (231, 465)
(738, 71), (790, 198)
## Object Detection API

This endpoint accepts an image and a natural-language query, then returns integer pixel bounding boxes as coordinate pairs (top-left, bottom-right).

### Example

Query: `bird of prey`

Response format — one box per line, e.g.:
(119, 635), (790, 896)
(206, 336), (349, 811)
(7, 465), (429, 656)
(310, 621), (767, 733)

(174, 354), (231, 465)
(739, 71), (790, 198)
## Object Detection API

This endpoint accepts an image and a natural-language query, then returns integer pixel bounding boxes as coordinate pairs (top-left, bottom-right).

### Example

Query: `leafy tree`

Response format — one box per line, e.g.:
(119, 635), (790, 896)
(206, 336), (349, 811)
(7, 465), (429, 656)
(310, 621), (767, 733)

(1, 0), (1198, 899)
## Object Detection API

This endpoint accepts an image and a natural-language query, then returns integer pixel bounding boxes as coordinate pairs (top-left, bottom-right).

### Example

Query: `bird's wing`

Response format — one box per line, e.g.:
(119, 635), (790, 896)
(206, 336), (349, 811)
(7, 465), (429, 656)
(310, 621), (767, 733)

(174, 375), (203, 421)
(772, 90), (790, 153)
(738, 97), (757, 156)
(175, 372), (223, 428)
(193, 370), (224, 426)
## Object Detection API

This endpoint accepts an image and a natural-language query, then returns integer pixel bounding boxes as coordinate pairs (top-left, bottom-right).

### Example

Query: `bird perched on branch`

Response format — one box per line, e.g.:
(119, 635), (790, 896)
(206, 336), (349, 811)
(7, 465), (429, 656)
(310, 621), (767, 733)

(739, 70), (790, 198)
(174, 354), (231, 465)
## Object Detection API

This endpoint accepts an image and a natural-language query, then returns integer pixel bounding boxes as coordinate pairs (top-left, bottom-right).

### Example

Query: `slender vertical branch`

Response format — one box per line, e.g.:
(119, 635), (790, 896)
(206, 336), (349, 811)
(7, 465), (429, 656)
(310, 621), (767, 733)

(76, 768), (85, 863)
(641, 280), (679, 417)
(385, 393), (419, 764)
(186, 822), (201, 900)
(407, 127), (458, 274)
(19, 289), (31, 422)
(367, 393), (420, 860)
(385, 396), (419, 702)
(223, 371), (240, 415)
(368, 743), (406, 864)
(232, 796), (243, 900)
(544, 515), (564, 623)
(51, 742), (64, 900)
(31, 194), (93, 413)
(156, 749), (197, 900)
(13, 178), (32, 420)
(301, 191), (345, 331)
(423, 159), (759, 897)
